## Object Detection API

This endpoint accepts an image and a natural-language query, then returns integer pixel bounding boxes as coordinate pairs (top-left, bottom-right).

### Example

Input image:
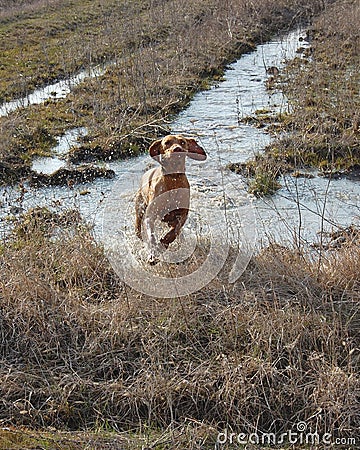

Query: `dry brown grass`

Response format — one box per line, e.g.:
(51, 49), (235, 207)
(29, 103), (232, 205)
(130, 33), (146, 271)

(0, 209), (358, 448)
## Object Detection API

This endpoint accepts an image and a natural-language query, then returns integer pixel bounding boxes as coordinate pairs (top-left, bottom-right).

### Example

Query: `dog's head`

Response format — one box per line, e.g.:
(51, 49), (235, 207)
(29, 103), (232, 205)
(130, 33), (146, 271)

(149, 135), (207, 165)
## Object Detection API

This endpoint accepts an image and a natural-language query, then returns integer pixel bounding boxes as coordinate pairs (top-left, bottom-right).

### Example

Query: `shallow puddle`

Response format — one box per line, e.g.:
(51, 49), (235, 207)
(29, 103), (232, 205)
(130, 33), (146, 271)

(0, 64), (107, 116)
(31, 127), (88, 174)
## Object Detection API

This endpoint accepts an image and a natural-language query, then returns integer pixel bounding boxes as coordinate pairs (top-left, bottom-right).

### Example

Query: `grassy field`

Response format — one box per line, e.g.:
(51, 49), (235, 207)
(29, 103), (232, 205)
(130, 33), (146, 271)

(1, 208), (359, 449)
(0, 0), (359, 449)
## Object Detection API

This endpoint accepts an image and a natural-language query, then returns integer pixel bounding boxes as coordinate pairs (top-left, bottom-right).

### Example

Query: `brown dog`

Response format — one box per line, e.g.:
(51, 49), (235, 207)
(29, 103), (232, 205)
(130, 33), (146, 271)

(135, 134), (207, 264)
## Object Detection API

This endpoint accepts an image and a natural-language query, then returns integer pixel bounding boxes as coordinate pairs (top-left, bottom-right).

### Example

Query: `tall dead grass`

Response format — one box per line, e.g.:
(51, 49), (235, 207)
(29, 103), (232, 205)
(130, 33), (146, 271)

(0, 210), (358, 448)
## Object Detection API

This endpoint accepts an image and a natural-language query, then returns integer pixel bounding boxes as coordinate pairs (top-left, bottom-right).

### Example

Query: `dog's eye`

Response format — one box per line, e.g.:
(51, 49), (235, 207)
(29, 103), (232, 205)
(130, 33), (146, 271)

(180, 140), (186, 146)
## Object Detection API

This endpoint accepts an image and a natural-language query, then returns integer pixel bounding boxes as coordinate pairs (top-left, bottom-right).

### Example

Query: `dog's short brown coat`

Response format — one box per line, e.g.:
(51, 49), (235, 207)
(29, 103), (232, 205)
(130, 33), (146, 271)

(135, 134), (207, 263)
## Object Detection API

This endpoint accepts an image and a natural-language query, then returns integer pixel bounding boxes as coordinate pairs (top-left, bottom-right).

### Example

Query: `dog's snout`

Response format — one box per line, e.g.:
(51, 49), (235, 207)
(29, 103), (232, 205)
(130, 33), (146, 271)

(172, 144), (185, 153)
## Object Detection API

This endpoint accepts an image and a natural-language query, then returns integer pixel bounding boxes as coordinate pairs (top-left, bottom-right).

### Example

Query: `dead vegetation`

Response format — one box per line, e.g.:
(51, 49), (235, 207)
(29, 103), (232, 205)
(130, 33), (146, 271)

(281, 0), (360, 173)
(0, 208), (359, 449)
(243, 0), (360, 194)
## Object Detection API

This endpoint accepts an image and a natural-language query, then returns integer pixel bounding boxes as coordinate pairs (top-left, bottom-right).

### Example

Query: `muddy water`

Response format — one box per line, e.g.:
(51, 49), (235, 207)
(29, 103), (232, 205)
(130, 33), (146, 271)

(1, 29), (360, 251)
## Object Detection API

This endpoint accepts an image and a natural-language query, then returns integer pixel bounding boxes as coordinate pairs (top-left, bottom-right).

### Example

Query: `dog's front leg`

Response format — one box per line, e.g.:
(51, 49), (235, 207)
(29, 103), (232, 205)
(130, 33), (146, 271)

(144, 216), (161, 265)
(160, 211), (188, 248)
(135, 192), (146, 239)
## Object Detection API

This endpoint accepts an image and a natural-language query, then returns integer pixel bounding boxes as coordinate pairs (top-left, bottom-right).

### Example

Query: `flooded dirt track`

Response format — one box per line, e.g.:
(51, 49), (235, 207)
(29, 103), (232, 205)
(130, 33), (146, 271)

(1, 28), (360, 249)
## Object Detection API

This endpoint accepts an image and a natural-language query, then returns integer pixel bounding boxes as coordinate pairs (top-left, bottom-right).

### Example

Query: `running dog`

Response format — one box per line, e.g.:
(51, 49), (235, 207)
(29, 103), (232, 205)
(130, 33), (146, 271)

(135, 134), (207, 264)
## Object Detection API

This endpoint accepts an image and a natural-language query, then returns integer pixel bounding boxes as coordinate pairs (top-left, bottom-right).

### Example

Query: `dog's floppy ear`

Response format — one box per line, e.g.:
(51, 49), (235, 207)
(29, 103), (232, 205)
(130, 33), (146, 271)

(186, 138), (207, 161)
(149, 139), (162, 159)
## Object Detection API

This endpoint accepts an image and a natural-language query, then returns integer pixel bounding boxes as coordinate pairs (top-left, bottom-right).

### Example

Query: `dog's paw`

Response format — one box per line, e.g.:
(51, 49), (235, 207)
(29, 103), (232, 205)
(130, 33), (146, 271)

(146, 241), (166, 265)
(147, 245), (161, 265)
(147, 254), (160, 265)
